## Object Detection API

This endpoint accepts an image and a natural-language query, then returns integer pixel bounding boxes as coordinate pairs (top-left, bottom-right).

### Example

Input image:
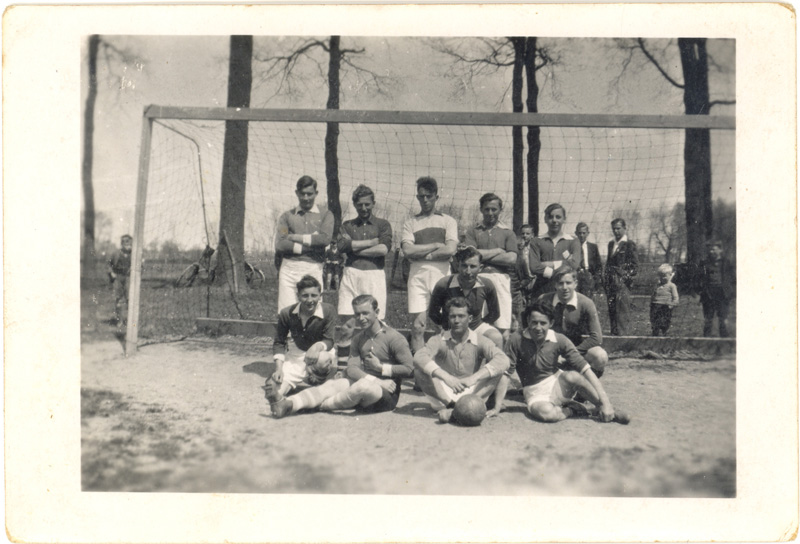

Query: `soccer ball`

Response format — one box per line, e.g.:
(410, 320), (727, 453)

(453, 394), (487, 427)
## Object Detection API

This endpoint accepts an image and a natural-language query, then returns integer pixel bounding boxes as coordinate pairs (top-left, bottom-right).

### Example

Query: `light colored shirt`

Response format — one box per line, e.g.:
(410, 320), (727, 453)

(414, 329), (509, 379)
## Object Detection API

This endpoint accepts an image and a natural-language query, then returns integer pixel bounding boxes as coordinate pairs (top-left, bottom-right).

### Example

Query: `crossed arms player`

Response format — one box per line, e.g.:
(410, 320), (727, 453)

(413, 297), (510, 424)
(499, 300), (629, 424)
(267, 294), (414, 418)
(264, 275), (338, 408)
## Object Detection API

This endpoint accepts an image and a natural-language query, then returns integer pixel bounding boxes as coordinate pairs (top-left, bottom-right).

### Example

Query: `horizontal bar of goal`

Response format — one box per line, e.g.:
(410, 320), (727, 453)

(194, 318), (735, 356)
(145, 106), (735, 130)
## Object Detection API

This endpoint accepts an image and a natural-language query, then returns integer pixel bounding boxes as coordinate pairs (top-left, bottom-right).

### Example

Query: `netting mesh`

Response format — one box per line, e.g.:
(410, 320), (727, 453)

(137, 117), (734, 341)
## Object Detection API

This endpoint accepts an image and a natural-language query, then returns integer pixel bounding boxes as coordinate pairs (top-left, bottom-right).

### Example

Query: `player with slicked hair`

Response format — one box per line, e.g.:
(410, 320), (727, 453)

(413, 296), (509, 424)
(521, 203), (582, 299)
(268, 294), (414, 418)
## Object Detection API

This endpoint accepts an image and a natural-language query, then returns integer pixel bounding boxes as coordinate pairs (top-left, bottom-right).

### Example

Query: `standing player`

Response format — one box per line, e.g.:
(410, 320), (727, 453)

(574, 222), (603, 298)
(464, 193), (518, 338)
(521, 203), (582, 299)
(498, 300), (629, 424)
(274, 175), (335, 312)
(413, 297), (510, 423)
(268, 294), (414, 418)
(603, 218), (639, 336)
(401, 177), (458, 352)
(264, 275), (338, 410)
(427, 247), (504, 349)
(108, 234), (133, 325)
(337, 184), (393, 319)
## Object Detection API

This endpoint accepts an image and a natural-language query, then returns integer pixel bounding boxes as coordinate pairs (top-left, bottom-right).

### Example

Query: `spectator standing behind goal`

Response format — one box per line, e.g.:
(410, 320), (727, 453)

(323, 242), (342, 291)
(401, 176), (458, 352)
(574, 222), (603, 298)
(274, 175), (334, 312)
(698, 239), (736, 338)
(108, 234), (133, 325)
(516, 224), (537, 307)
(650, 263), (680, 337)
(603, 218), (639, 336)
(521, 203), (582, 299)
(464, 193), (518, 337)
(337, 185), (393, 320)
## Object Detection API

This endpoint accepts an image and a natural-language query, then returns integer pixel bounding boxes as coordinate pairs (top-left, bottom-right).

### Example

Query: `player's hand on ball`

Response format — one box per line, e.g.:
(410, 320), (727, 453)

(598, 403), (615, 422)
(304, 343), (325, 365)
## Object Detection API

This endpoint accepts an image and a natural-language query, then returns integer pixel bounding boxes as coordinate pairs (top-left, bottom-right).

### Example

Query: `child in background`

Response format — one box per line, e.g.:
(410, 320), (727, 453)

(108, 234), (133, 325)
(650, 263), (679, 336)
(698, 239), (736, 337)
(323, 242), (342, 291)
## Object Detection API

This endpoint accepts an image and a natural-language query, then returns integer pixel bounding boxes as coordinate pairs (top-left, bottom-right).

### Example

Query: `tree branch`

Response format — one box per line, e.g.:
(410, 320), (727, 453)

(636, 38), (684, 89)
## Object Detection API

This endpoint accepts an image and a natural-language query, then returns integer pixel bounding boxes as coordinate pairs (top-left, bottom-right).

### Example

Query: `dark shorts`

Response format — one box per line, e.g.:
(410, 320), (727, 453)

(358, 379), (402, 414)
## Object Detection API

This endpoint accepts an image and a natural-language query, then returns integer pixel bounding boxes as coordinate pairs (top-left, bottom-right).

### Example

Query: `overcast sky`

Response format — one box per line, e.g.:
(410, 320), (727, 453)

(82, 36), (735, 248)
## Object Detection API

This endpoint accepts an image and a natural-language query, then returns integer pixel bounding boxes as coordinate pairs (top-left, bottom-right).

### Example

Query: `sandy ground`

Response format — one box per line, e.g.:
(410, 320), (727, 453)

(81, 337), (735, 497)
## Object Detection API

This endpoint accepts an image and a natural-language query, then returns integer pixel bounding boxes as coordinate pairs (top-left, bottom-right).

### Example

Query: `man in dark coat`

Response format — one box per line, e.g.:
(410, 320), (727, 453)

(603, 218), (639, 336)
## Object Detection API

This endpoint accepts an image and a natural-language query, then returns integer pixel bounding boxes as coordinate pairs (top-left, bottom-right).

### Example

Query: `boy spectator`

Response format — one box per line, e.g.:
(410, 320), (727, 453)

(603, 218), (639, 336)
(427, 247), (504, 349)
(274, 175), (335, 312)
(498, 301), (629, 424)
(650, 263), (680, 336)
(574, 222), (603, 298)
(536, 267), (607, 378)
(264, 275), (338, 410)
(323, 242), (341, 291)
(698, 240), (736, 337)
(337, 184), (392, 319)
(413, 297), (509, 424)
(268, 295), (413, 418)
(521, 203), (582, 299)
(516, 224), (537, 307)
(464, 193), (518, 335)
(401, 177), (458, 351)
(108, 234), (133, 325)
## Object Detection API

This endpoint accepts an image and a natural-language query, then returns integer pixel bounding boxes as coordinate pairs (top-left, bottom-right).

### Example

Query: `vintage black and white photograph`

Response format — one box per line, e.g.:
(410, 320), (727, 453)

(79, 32), (737, 496)
(4, 4), (797, 543)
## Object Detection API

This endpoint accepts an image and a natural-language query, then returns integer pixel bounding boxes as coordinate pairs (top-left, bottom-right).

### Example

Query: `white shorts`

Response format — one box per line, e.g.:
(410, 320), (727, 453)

(338, 267), (387, 318)
(425, 383), (479, 410)
(479, 272), (512, 329)
(277, 259), (324, 312)
(281, 343), (337, 391)
(407, 261), (450, 314)
(523, 370), (572, 408)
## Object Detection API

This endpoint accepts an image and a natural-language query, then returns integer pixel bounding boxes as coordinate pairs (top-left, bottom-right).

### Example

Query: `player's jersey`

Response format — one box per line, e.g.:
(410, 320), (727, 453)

(401, 212), (458, 276)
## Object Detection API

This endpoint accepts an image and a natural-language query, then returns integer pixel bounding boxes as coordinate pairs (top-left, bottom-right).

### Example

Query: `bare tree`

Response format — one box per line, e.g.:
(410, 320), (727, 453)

(217, 35), (253, 290)
(253, 37), (391, 235)
(614, 38), (735, 264)
(82, 35), (139, 269)
(430, 37), (556, 232)
(648, 202), (687, 263)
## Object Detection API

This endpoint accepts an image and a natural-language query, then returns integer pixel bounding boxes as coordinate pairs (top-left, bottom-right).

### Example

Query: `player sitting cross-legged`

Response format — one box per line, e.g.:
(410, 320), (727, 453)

(264, 275), (338, 411)
(413, 296), (510, 424)
(499, 300), (630, 424)
(268, 294), (414, 418)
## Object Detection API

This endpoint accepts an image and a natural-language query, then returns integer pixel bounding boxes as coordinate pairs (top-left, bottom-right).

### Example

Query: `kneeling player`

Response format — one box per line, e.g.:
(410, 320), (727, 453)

(265, 275), (337, 411)
(501, 300), (629, 424)
(413, 297), (510, 423)
(268, 294), (414, 418)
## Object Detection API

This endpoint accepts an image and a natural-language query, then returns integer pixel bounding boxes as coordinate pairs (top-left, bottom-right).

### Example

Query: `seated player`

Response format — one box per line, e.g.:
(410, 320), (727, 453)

(267, 294), (414, 418)
(264, 275), (337, 410)
(413, 297), (510, 424)
(536, 267), (608, 377)
(427, 246), (504, 349)
(499, 301), (629, 424)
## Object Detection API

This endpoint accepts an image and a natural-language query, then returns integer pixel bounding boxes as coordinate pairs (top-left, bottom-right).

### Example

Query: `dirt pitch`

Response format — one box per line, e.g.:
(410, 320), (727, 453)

(81, 336), (735, 497)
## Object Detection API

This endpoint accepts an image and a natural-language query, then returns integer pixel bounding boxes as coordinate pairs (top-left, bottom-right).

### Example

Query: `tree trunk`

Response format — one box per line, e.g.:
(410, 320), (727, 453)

(218, 35), (253, 289)
(678, 38), (713, 264)
(523, 37), (541, 235)
(82, 35), (100, 272)
(510, 37), (526, 233)
(325, 36), (343, 237)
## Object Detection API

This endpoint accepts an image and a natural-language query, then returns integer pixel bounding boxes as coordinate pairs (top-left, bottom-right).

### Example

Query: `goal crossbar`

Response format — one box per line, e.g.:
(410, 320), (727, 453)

(144, 105), (735, 130)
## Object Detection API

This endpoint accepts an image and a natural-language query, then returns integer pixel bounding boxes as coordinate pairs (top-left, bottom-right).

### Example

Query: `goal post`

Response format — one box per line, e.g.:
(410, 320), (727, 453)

(126, 106), (735, 354)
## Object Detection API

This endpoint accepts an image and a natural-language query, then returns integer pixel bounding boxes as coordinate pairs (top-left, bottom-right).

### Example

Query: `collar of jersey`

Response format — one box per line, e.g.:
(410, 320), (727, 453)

(442, 329), (478, 345)
(292, 303), (325, 319)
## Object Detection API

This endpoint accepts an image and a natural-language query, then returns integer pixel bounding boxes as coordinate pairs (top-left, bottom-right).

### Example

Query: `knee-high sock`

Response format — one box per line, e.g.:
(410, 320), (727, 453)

(320, 379), (383, 411)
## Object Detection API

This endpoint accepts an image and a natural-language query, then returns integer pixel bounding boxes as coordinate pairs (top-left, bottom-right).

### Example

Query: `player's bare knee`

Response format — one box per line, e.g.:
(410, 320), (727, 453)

(528, 402), (563, 423)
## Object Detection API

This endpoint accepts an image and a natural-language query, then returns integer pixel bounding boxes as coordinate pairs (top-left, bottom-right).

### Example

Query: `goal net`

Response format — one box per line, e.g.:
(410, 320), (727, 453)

(128, 108), (735, 350)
